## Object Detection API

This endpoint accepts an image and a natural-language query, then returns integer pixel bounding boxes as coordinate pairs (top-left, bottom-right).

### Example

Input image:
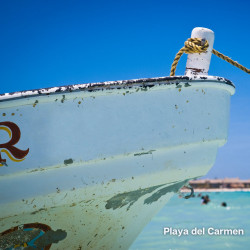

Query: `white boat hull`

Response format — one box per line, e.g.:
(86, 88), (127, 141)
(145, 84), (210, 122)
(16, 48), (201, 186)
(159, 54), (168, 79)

(0, 76), (235, 249)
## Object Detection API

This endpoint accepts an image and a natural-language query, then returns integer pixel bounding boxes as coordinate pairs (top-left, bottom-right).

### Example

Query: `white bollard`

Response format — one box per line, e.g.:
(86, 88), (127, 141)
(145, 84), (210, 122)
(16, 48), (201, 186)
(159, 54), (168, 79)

(185, 27), (214, 76)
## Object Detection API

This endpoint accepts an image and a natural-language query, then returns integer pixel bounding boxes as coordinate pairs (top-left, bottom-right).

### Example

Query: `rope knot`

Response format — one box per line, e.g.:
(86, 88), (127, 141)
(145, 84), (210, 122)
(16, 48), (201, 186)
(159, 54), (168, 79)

(184, 38), (209, 54)
(170, 37), (209, 76)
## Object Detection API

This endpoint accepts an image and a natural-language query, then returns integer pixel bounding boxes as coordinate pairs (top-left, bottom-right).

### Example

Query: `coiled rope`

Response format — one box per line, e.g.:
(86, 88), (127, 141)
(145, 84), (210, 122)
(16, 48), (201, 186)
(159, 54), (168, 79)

(170, 37), (250, 76)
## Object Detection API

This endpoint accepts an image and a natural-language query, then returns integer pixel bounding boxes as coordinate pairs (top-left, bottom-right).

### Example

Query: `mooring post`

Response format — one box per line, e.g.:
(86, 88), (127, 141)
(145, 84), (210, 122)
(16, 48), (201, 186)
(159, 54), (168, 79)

(185, 27), (214, 76)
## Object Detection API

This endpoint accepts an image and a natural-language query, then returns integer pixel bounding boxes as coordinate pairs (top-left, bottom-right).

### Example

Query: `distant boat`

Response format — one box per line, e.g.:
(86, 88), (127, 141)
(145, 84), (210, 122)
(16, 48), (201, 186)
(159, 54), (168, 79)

(0, 28), (235, 249)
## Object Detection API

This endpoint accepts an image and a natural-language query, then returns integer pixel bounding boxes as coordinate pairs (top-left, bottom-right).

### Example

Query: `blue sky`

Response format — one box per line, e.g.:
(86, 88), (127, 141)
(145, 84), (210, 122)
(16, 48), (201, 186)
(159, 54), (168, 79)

(0, 0), (249, 178)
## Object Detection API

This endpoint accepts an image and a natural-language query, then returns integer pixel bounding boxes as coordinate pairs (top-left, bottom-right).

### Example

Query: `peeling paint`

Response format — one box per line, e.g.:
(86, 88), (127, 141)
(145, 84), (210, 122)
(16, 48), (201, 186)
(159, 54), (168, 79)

(0, 75), (234, 102)
(31, 208), (47, 215)
(34, 229), (67, 248)
(105, 179), (190, 211)
(134, 150), (155, 156)
(61, 95), (66, 103)
(105, 184), (164, 210)
(186, 67), (205, 74)
(33, 100), (39, 107)
(144, 179), (189, 204)
(64, 158), (73, 165)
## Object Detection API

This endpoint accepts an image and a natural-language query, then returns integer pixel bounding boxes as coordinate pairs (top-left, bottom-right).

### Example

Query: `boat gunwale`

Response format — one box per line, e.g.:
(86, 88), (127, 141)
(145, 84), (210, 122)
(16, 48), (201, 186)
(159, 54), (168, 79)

(0, 75), (235, 102)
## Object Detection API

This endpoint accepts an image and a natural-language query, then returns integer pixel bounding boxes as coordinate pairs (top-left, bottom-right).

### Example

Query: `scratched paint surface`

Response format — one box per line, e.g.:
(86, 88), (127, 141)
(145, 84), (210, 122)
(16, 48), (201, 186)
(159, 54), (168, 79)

(0, 178), (192, 249)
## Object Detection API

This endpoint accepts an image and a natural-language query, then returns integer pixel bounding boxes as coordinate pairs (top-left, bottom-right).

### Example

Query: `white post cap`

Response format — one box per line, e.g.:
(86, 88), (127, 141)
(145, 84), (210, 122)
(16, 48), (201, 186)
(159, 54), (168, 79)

(185, 27), (214, 76)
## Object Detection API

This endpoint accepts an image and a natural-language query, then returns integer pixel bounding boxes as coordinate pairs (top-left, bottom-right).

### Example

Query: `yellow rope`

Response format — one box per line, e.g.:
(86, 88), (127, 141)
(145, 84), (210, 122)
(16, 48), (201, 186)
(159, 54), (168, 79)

(170, 38), (250, 76)
(212, 49), (250, 74)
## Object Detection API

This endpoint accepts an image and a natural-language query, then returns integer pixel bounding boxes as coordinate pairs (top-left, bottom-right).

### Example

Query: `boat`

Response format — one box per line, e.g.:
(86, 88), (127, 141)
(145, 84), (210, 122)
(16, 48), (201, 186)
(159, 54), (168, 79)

(0, 27), (235, 249)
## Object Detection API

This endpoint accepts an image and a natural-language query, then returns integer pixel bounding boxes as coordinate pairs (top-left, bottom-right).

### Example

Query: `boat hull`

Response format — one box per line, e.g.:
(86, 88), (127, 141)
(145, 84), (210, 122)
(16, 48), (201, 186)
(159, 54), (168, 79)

(0, 76), (235, 249)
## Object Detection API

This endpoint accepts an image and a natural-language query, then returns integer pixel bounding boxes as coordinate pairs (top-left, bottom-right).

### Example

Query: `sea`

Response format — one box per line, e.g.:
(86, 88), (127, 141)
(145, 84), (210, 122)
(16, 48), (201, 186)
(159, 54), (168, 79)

(130, 191), (250, 250)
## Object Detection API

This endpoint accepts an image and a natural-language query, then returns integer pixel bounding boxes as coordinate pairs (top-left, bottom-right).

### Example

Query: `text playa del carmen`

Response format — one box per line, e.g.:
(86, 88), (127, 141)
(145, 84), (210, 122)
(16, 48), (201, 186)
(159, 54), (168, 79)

(163, 227), (244, 237)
